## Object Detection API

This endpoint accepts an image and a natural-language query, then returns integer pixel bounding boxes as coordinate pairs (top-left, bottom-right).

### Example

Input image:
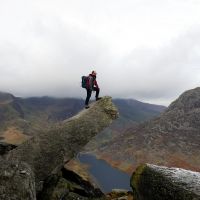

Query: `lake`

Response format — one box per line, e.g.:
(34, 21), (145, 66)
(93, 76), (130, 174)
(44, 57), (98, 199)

(77, 153), (131, 193)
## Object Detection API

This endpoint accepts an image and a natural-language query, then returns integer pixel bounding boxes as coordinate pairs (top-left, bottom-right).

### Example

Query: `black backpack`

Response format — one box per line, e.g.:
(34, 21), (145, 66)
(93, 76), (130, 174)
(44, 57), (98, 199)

(81, 76), (88, 88)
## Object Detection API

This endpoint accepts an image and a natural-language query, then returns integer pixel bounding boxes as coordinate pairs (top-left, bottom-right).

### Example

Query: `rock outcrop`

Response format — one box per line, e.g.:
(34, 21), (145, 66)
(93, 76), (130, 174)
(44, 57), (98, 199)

(131, 164), (200, 200)
(0, 158), (36, 200)
(106, 189), (133, 200)
(38, 167), (105, 200)
(0, 97), (118, 199)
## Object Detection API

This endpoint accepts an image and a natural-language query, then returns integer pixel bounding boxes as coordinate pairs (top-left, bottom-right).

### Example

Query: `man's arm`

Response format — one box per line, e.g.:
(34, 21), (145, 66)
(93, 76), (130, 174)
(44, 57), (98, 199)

(94, 79), (99, 88)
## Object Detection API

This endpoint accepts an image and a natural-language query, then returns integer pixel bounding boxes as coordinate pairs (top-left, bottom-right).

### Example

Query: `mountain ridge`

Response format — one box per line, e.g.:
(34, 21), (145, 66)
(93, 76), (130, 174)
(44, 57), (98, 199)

(85, 87), (200, 173)
(0, 92), (165, 146)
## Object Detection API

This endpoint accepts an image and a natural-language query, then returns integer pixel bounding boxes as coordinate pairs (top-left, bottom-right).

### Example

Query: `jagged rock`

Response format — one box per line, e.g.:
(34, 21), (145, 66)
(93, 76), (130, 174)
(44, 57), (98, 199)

(0, 158), (36, 200)
(106, 189), (133, 200)
(64, 192), (106, 200)
(64, 158), (96, 186)
(130, 163), (200, 200)
(0, 97), (118, 199)
(0, 142), (17, 155)
(38, 167), (105, 200)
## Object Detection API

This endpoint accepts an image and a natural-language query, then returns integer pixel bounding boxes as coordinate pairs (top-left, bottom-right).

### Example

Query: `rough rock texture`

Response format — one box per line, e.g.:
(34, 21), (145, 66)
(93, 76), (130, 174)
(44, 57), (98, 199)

(38, 167), (105, 200)
(131, 164), (200, 200)
(1, 96), (118, 198)
(0, 158), (36, 200)
(106, 189), (134, 200)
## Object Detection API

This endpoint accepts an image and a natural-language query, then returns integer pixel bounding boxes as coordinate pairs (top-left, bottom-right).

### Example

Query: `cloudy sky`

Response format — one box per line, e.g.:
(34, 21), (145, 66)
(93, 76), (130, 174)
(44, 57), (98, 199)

(0, 0), (200, 105)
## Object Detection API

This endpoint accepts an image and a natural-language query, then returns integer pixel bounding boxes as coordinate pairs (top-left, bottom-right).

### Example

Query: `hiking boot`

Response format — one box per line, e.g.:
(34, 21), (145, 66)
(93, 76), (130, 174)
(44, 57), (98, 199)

(85, 105), (90, 109)
(96, 97), (102, 101)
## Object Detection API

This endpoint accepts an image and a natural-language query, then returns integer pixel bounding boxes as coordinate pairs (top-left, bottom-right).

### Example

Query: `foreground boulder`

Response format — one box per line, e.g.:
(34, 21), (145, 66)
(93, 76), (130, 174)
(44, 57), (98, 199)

(38, 167), (105, 200)
(106, 189), (133, 200)
(0, 97), (118, 199)
(0, 158), (36, 200)
(131, 164), (200, 200)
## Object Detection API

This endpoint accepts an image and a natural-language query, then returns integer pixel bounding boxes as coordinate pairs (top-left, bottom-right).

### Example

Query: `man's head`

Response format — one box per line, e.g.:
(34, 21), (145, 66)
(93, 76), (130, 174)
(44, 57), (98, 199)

(92, 70), (97, 76)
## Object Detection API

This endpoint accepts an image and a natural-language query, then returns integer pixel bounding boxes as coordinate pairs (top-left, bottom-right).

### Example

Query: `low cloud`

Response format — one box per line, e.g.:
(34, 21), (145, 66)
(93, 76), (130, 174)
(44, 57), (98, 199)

(0, 1), (200, 106)
(103, 28), (200, 105)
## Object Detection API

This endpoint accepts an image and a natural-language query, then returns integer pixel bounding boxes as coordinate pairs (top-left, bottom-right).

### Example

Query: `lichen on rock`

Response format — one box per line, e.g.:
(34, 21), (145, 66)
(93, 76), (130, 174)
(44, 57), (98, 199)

(131, 163), (200, 200)
(0, 158), (36, 200)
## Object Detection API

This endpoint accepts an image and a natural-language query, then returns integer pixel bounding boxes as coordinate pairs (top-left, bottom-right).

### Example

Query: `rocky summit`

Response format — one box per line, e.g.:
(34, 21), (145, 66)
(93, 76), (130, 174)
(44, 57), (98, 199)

(0, 96), (118, 200)
(93, 87), (200, 173)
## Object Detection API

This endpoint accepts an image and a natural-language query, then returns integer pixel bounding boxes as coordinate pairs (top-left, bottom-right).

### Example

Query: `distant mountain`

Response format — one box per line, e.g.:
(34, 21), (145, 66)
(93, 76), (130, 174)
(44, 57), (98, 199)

(83, 99), (166, 156)
(0, 92), (14, 104)
(113, 98), (165, 122)
(0, 92), (84, 144)
(112, 99), (165, 131)
(0, 92), (165, 146)
(90, 87), (200, 173)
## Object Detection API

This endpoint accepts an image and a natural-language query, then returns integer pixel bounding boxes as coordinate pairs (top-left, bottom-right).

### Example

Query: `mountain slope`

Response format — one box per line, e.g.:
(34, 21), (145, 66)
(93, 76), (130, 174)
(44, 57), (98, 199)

(0, 93), (165, 146)
(89, 87), (200, 173)
(0, 92), (14, 104)
(0, 93), (84, 144)
(113, 98), (165, 122)
(0, 93), (84, 130)
(83, 99), (166, 155)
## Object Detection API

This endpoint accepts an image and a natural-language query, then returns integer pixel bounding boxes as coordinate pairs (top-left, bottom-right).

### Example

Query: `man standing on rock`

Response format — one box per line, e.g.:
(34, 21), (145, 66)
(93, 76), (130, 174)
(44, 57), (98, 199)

(85, 70), (101, 109)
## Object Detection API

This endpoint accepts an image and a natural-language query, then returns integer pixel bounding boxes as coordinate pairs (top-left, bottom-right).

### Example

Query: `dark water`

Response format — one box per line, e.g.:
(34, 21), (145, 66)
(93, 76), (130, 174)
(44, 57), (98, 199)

(77, 153), (131, 193)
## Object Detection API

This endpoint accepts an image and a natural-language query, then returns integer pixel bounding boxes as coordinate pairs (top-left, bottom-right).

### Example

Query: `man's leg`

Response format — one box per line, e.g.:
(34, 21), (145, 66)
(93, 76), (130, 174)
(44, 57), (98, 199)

(93, 87), (101, 100)
(85, 89), (92, 108)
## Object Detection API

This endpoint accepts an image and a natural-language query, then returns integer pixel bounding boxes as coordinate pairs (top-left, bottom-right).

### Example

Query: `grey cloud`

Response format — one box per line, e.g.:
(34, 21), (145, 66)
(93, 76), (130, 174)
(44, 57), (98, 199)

(0, 15), (109, 97)
(0, 1), (200, 106)
(102, 28), (200, 105)
(1, 24), (200, 106)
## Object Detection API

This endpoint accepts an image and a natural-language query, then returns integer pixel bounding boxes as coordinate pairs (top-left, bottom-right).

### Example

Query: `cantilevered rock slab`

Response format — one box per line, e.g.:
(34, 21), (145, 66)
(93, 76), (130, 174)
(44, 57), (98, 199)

(1, 96), (118, 199)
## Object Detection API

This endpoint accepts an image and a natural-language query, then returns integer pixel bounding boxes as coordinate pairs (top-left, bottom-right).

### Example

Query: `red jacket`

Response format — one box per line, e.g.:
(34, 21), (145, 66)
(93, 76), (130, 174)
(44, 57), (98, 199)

(86, 74), (99, 90)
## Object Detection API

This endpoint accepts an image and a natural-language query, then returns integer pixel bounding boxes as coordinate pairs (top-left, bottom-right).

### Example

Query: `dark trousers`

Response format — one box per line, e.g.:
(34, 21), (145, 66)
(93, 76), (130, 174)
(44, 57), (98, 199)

(85, 87), (100, 105)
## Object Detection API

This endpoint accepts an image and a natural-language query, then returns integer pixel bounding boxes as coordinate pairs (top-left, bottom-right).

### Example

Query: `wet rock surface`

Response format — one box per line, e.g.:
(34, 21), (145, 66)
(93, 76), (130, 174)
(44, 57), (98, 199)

(131, 164), (200, 200)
